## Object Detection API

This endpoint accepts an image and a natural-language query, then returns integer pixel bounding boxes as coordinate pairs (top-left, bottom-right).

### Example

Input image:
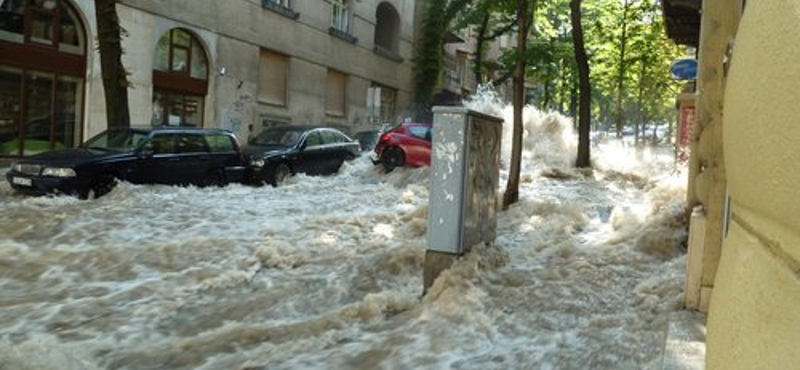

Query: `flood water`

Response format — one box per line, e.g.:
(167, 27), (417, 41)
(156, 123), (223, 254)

(0, 105), (688, 369)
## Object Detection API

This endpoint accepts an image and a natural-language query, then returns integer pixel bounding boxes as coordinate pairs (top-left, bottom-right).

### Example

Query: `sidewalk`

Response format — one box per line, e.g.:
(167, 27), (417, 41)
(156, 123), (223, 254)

(661, 310), (707, 370)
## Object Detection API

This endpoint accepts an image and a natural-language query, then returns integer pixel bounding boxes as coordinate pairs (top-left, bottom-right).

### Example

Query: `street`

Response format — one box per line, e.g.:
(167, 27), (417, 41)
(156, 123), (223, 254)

(0, 107), (690, 369)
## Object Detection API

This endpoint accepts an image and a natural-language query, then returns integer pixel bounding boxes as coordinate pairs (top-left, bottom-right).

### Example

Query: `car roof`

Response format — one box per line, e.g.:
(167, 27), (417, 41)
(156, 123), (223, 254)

(123, 125), (234, 135)
(266, 125), (351, 135)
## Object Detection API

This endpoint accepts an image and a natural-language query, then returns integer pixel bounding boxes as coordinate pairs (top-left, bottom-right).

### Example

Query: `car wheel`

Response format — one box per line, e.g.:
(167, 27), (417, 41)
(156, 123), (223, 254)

(83, 174), (117, 200)
(202, 169), (227, 188)
(272, 163), (291, 187)
(381, 147), (405, 172)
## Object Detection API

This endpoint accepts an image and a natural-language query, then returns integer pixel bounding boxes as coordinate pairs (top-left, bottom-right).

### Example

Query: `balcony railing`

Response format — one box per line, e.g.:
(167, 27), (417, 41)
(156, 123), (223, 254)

(329, 27), (357, 44)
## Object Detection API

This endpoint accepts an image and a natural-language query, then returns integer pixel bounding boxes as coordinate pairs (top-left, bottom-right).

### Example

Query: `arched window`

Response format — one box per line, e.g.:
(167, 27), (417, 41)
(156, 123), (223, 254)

(374, 2), (400, 58)
(0, 0), (87, 156)
(152, 28), (208, 127)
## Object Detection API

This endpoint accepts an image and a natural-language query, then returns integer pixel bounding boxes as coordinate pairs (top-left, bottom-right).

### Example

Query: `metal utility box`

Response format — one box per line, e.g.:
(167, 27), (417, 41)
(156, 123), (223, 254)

(426, 107), (503, 256)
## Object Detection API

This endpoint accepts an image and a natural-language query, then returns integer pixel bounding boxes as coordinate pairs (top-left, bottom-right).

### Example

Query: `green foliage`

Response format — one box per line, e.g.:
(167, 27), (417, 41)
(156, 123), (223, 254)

(582, 0), (683, 132)
(413, 0), (682, 135)
(413, 0), (447, 119)
(412, 0), (475, 120)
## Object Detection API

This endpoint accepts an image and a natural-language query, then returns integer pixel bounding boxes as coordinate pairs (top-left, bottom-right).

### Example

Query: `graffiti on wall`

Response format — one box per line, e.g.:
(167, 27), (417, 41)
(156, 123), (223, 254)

(222, 93), (253, 135)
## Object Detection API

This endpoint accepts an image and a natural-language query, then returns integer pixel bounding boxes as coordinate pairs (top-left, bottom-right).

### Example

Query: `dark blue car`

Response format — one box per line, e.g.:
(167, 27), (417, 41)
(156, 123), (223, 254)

(6, 126), (246, 199)
(244, 125), (360, 186)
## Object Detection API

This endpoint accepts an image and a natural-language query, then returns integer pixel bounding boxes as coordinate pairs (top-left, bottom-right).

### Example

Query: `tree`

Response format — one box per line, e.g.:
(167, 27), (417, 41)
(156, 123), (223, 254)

(95, 0), (130, 128)
(571, 0), (591, 168)
(503, 0), (535, 208)
(612, 0), (631, 138)
(412, 0), (474, 121)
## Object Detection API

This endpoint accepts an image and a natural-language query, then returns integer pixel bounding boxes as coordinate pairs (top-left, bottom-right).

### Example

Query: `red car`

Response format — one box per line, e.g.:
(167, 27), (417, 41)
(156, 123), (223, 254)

(373, 122), (432, 171)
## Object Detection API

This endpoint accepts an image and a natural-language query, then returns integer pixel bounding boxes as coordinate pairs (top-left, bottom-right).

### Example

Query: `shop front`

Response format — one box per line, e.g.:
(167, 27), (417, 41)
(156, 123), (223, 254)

(0, 0), (86, 157)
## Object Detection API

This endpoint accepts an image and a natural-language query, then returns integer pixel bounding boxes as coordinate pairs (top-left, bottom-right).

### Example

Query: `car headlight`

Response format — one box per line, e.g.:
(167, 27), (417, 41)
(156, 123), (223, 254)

(250, 159), (265, 167)
(42, 167), (77, 177)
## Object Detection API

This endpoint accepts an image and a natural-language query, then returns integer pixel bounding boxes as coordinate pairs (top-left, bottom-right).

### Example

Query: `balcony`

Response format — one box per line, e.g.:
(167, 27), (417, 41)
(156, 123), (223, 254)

(329, 27), (357, 44)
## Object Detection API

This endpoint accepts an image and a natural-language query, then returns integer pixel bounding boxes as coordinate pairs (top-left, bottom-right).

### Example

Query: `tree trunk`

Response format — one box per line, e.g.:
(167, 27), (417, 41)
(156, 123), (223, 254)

(95, 0), (130, 128)
(503, 0), (533, 209)
(635, 62), (645, 146)
(571, 0), (591, 168)
(613, 0), (630, 138)
(473, 13), (490, 84)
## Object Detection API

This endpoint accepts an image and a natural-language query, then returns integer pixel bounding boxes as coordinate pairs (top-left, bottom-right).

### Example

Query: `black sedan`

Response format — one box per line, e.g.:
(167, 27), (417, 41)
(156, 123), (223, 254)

(244, 126), (360, 186)
(5, 126), (247, 199)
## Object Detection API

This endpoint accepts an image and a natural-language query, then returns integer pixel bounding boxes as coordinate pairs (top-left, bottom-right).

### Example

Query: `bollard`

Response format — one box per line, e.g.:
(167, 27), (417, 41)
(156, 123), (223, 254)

(423, 107), (503, 293)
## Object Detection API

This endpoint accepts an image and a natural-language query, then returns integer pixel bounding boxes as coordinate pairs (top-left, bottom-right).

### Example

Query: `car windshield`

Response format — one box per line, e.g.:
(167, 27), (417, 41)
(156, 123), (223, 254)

(250, 127), (305, 147)
(82, 128), (149, 152)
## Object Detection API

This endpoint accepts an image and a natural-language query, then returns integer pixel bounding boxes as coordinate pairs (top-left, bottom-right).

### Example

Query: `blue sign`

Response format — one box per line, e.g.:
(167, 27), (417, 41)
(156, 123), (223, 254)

(670, 58), (698, 80)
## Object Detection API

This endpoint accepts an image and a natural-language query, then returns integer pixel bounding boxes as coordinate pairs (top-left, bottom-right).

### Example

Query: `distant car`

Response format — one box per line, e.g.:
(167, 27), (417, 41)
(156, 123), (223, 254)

(244, 125), (360, 186)
(5, 126), (247, 199)
(353, 129), (381, 152)
(372, 122), (432, 172)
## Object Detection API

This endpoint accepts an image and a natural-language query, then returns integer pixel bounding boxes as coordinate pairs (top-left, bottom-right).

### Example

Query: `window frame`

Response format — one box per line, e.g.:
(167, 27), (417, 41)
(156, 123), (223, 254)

(331, 0), (350, 33)
(258, 49), (290, 107)
(325, 69), (347, 117)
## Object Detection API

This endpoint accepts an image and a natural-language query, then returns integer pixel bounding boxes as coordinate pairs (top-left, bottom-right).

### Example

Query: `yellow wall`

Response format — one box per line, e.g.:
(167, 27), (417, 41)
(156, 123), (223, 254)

(707, 1), (800, 368)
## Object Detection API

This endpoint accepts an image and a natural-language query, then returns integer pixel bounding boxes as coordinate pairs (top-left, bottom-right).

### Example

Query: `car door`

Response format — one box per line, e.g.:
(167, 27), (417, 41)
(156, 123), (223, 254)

(128, 132), (179, 184)
(294, 130), (328, 175)
(320, 129), (351, 174)
(405, 125), (432, 166)
(175, 133), (212, 184)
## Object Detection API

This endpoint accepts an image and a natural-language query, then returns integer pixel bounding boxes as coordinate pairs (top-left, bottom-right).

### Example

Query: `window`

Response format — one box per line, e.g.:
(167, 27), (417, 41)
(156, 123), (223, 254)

(304, 131), (322, 147)
(206, 133), (235, 152)
(320, 129), (348, 145)
(374, 2), (401, 60)
(372, 84), (396, 123)
(409, 126), (431, 141)
(152, 28), (208, 127)
(152, 91), (204, 127)
(0, 0), (87, 157)
(1, 0), (84, 52)
(326, 69), (346, 117)
(176, 134), (207, 153)
(258, 49), (289, 107)
(148, 134), (176, 154)
(154, 28), (207, 79)
(262, 0), (298, 19)
(331, 0), (349, 32)
(267, 0), (291, 8)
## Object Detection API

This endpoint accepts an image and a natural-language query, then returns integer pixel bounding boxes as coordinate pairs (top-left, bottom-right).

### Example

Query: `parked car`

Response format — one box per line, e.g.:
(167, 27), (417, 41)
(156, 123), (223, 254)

(372, 122), (432, 172)
(5, 126), (246, 199)
(244, 125), (360, 186)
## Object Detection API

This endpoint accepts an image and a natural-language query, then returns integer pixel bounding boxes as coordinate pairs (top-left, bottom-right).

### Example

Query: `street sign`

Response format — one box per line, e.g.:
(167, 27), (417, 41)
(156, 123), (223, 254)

(671, 58), (698, 80)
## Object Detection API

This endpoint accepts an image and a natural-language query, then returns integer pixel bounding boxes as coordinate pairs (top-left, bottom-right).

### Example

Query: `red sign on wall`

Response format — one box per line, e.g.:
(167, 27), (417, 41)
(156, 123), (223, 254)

(678, 106), (695, 162)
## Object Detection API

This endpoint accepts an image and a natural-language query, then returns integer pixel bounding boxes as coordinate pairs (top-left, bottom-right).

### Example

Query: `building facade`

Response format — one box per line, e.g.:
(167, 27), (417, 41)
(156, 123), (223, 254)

(665, 0), (800, 368)
(0, 0), (417, 157)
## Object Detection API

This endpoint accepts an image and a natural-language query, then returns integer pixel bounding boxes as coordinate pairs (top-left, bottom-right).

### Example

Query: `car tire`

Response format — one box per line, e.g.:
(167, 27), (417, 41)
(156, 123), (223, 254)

(381, 147), (404, 172)
(83, 174), (117, 200)
(271, 163), (291, 187)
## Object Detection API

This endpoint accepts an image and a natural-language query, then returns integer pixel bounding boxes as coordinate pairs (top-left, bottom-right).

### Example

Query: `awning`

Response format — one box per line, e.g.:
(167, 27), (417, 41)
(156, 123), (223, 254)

(662, 0), (701, 47)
